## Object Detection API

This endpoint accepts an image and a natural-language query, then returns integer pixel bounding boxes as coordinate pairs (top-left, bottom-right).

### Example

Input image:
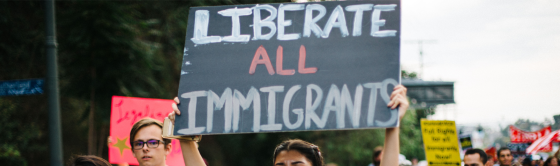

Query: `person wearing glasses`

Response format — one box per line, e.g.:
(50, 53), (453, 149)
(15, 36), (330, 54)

(168, 85), (409, 166)
(129, 118), (172, 166)
(464, 149), (489, 166)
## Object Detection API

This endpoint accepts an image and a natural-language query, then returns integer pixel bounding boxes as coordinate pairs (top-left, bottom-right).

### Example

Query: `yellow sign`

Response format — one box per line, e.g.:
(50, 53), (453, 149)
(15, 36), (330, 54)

(421, 120), (462, 166)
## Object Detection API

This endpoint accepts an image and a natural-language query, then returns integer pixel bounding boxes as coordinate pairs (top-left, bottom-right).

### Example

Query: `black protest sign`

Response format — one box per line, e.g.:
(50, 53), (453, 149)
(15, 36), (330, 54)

(175, 0), (401, 136)
(459, 136), (472, 150)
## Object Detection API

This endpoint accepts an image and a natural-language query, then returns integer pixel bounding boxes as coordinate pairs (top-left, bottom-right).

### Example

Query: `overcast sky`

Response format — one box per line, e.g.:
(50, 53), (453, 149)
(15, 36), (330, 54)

(400, 0), (560, 129)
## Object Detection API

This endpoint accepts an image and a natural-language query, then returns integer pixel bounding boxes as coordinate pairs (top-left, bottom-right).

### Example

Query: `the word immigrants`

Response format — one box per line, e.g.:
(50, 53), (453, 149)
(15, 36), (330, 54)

(178, 78), (399, 135)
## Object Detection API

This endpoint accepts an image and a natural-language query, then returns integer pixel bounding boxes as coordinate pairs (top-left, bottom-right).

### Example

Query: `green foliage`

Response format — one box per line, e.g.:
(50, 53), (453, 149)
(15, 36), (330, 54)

(399, 108), (425, 160)
(401, 70), (418, 79)
(0, 98), (47, 166)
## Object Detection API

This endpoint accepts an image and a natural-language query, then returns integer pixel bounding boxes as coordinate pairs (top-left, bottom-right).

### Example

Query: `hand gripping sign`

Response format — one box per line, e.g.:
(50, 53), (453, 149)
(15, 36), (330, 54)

(174, 0), (402, 136)
(109, 96), (185, 166)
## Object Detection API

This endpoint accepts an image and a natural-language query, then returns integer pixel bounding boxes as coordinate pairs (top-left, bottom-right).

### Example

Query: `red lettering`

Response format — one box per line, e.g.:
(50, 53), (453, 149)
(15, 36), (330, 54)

(298, 45), (317, 74)
(276, 45), (295, 75)
(249, 45), (275, 75)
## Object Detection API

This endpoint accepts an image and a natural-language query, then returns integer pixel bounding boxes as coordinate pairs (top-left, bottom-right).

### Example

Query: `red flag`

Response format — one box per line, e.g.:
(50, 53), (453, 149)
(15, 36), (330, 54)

(526, 130), (560, 154)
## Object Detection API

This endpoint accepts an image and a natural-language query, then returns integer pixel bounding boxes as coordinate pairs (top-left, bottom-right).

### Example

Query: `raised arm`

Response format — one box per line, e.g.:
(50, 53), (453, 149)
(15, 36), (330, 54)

(169, 97), (207, 166)
(380, 85), (408, 166)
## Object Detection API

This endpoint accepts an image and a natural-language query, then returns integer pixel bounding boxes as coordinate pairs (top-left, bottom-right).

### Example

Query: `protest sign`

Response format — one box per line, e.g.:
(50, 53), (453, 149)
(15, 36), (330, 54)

(421, 120), (461, 166)
(109, 96), (185, 166)
(175, 0), (401, 136)
(459, 135), (472, 150)
(509, 125), (551, 143)
(507, 143), (531, 157)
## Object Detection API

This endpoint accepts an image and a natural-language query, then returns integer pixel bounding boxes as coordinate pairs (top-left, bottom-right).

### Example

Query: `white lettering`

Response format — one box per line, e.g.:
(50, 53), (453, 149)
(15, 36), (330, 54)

(283, 85), (304, 129)
(191, 10), (221, 44)
(218, 7), (252, 42)
(371, 4), (397, 37)
(322, 5), (349, 38)
(252, 5), (277, 40)
(259, 86), (284, 131)
(340, 84), (364, 128)
(303, 4), (326, 38)
(177, 91), (207, 134)
(206, 88), (232, 133)
(305, 84), (323, 129)
(233, 87), (261, 132)
(277, 4), (305, 40)
(345, 4), (373, 36)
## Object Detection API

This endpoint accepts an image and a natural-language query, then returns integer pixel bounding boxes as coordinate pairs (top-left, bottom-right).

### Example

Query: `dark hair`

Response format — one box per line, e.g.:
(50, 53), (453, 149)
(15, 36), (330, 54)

(465, 148), (488, 164)
(68, 155), (111, 166)
(129, 118), (171, 149)
(497, 147), (511, 158)
(544, 157), (559, 166)
(522, 156), (532, 166)
(273, 139), (324, 166)
(372, 146), (383, 165)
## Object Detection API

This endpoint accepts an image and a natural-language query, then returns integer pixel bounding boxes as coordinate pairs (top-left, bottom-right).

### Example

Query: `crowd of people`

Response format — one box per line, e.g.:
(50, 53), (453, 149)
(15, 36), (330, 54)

(67, 85), (560, 166)
(461, 147), (559, 166)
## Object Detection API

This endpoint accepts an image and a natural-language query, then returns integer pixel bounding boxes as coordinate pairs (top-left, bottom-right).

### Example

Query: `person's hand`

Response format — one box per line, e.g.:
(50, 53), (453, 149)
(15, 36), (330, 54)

(168, 97), (181, 124)
(107, 136), (113, 146)
(387, 85), (408, 121)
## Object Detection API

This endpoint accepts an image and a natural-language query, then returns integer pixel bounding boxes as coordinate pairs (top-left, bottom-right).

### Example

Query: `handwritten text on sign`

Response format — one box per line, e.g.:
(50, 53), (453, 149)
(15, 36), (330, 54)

(421, 120), (461, 166)
(176, 0), (401, 135)
(109, 96), (185, 166)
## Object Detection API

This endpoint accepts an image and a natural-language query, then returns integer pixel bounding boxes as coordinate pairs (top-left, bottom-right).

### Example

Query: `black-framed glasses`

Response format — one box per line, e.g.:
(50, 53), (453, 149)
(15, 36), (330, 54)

(132, 140), (164, 150)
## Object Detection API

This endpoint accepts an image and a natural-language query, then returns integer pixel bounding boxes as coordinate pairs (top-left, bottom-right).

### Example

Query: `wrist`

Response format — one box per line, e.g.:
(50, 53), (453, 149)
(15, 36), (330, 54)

(177, 135), (202, 142)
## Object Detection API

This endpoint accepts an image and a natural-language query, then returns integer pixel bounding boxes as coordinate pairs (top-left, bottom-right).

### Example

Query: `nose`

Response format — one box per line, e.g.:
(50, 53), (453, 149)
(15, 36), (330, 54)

(142, 143), (150, 151)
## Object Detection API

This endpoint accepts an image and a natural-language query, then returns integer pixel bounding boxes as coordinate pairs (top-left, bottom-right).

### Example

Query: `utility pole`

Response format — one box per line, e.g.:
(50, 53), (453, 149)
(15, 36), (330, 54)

(404, 40), (436, 79)
(45, 0), (63, 165)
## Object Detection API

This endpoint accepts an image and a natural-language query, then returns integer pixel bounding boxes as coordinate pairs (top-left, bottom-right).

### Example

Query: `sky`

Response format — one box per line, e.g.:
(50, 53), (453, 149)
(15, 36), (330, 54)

(399, 0), (560, 130)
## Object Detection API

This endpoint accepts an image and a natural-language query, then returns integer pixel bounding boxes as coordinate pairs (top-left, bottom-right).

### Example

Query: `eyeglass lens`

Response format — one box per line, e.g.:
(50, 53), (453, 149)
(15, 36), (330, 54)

(133, 140), (161, 150)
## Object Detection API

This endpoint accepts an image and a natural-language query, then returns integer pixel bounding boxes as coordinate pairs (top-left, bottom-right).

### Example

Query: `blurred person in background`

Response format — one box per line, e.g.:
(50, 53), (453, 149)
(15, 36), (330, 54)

(487, 158), (496, 166)
(68, 155), (111, 166)
(544, 157), (558, 166)
(464, 149), (488, 166)
(411, 158), (418, 166)
(497, 148), (513, 166)
(369, 146), (384, 166)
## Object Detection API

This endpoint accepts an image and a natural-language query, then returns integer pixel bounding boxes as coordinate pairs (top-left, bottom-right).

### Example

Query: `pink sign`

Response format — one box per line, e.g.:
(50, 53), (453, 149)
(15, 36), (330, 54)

(109, 96), (184, 166)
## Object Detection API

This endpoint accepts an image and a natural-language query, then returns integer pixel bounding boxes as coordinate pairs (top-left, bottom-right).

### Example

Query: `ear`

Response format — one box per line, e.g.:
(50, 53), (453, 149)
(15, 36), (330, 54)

(165, 141), (172, 156)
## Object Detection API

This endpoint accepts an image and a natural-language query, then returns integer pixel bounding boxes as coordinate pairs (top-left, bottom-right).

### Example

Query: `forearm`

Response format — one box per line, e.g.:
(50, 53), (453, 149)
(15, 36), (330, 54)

(380, 127), (400, 166)
(180, 141), (206, 166)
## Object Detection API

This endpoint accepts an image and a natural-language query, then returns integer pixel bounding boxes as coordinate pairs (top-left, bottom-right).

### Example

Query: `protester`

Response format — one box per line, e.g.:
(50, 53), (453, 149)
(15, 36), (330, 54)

(169, 85), (409, 166)
(129, 118), (172, 166)
(487, 158), (496, 166)
(544, 157), (558, 166)
(532, 155), (541, 166)
(68, 155), (111, 166)
(497, 147), (513, 166)
(369, 146), (384, 166)
(464, 149), (488, 166)
(522, 156), (532, 166)
(411, 158), (418, 166)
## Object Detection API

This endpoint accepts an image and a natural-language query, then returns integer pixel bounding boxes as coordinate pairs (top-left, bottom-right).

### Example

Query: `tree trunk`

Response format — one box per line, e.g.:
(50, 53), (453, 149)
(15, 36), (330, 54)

(97, 124), (107, 157)
(88, 67), (96, 155)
